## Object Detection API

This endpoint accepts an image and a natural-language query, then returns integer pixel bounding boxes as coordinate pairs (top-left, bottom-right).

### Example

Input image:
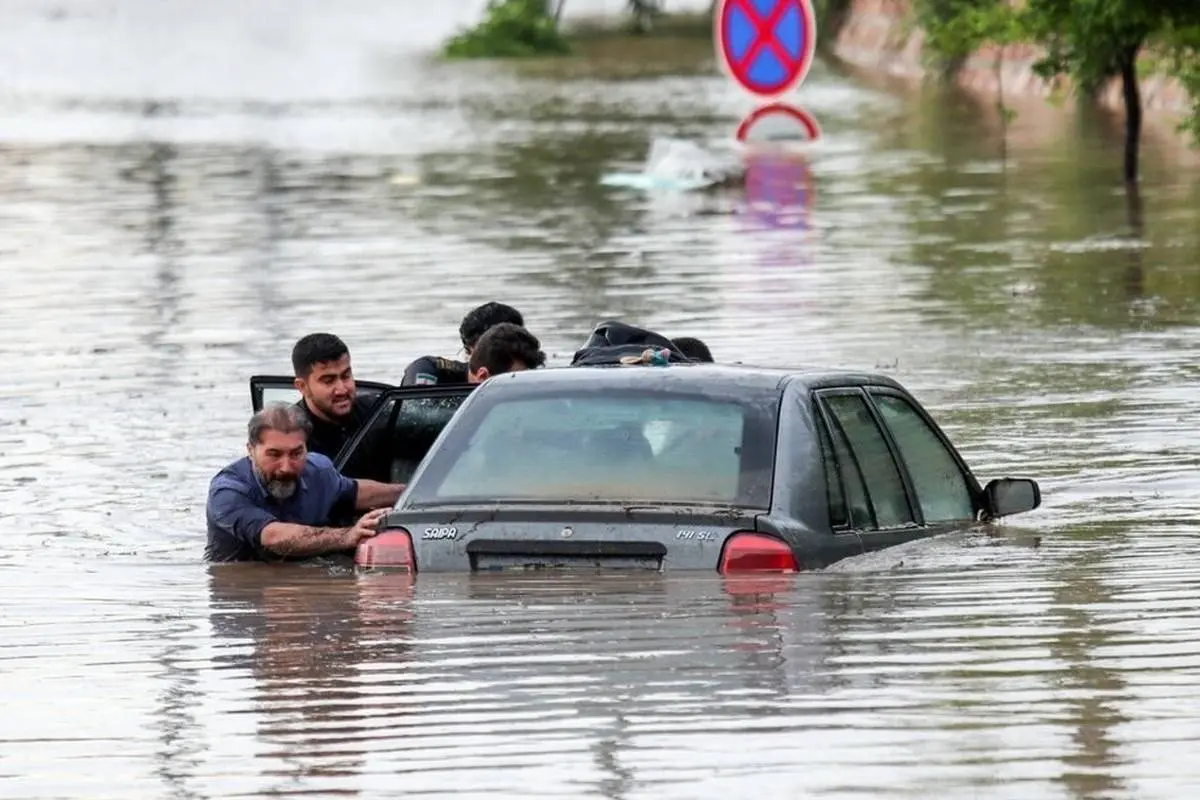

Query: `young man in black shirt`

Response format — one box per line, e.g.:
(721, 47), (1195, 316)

(466, 322), (546, 382)
(291, 333), (376, 460)
(401, 301), (525, 386)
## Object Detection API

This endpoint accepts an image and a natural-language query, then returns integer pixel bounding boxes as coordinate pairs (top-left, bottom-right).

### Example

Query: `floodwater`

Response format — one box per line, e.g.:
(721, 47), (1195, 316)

(3, 0), (1200, 797)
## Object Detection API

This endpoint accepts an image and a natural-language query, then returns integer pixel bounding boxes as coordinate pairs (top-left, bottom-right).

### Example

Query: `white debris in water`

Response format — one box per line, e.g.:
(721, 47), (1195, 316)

(608, 136), (744, 191)
(644, 137), (739, 185)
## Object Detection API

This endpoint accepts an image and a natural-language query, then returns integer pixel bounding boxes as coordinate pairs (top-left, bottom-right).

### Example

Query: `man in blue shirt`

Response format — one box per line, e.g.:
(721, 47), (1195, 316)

(206, 402), (407, 562)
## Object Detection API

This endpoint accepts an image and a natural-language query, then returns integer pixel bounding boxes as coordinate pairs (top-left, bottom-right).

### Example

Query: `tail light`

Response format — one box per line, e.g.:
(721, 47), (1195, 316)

(718, 531), (799, 574)
(355, 528), (416, 573)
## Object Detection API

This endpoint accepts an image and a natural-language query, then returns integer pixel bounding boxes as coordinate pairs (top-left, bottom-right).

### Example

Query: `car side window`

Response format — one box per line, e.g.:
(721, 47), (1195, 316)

(869, 392), (975, 523)
(816, 416), (849, 528)
(822, 393), (915, 529)
(825, 411), (877, 529)
(338, 397), (400, 482)
(339, 393), (470, 484)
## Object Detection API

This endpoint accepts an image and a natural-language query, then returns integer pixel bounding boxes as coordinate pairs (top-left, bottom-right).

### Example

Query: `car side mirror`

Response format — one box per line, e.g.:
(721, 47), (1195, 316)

(982, 478), (1041, 519)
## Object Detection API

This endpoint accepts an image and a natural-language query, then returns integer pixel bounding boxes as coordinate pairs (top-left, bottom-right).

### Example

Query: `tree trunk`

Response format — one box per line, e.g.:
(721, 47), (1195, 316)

(996, 45), (1007, 166)
(1118, 45), (1141, 185)
(1124, 181), (1145, 300)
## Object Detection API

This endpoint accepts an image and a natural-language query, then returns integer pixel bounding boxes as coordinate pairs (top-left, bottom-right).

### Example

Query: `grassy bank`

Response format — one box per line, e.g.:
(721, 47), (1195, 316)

(442, 0), (572, 59)
(441, 1), (716, 61)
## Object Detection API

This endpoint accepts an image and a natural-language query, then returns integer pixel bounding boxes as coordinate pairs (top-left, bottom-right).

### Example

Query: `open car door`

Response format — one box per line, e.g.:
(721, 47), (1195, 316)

(248, 375), (397, 414)
(334, 385), (476, 484)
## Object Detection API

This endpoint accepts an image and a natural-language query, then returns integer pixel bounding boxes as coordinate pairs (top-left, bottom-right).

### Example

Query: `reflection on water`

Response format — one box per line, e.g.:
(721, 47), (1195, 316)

(208, 566), (416, 792)
(2, 0), (1200, 796)
(743, 150), (815, 231)
(16, 542), (1193, 798)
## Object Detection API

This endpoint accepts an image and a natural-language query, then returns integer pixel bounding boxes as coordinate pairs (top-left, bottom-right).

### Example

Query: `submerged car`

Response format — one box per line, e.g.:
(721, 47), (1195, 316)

(249, 363), (1041, 574)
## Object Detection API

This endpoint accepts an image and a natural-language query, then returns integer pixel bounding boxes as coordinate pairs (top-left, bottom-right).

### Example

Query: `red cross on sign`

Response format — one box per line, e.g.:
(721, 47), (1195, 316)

(715, 0), (817, 99)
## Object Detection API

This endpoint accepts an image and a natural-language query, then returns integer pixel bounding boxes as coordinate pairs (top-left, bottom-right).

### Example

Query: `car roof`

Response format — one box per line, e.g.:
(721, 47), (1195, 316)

(478, 362), (907, 393)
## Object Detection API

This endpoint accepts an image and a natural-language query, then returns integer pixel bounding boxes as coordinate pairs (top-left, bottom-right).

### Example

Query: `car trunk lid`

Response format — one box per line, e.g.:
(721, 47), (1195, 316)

(387, 505), (761, 572)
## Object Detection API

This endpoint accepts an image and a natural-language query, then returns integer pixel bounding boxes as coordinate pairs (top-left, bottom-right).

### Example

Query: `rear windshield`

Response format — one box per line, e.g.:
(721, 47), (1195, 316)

(404, 388), (778, 509)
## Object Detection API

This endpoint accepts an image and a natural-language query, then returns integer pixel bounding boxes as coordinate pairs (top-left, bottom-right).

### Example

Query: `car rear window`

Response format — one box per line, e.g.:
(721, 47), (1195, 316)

(404, 389), (777, 508)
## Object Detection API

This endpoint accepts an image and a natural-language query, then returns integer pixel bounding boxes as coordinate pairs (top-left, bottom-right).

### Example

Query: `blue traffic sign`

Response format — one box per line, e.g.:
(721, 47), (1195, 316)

(715, 0), (817, 99)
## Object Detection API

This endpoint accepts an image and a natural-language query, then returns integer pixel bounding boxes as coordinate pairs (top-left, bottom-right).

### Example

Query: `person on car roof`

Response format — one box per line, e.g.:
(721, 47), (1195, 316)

(570, 320), (692, 366)
(205, 403), (405, 562)
(291, 332), (373, 460)
(467, 322), (547, 383)
(401, 301), (526, 386)
(671, 336), (713, 363)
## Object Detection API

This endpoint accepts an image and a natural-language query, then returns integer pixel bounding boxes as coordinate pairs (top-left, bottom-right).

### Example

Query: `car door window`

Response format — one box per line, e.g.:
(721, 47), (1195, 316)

(817, 413), (870, 529)
(338, 389), (473, 484)
(869, 392), (975, 523)
(822, 393), (915, 529)
(816, 416), (847, 527)
(823, 412), (874, 529)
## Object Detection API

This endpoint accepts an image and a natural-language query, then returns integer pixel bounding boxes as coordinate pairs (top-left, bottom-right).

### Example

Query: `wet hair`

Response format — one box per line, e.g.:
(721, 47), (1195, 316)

(469, 323), (546, 376)
(460, 302), (525, 351)
(248, 402), (312, 445)
(672, 336), (713, 363)
(291, 333), (350, 378)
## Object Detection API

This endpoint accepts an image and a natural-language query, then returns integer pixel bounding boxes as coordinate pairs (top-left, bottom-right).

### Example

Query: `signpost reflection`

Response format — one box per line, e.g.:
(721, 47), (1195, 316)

(742, 147), (816, 232)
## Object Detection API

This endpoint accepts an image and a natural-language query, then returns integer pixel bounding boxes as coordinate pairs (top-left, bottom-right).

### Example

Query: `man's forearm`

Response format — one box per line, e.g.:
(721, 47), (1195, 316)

(355, 479), (405, 510)
(261, 522), (351, 557)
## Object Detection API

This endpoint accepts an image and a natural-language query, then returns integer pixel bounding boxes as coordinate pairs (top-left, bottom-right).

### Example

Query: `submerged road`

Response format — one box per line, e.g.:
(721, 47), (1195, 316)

(2, 0), (1200, 797)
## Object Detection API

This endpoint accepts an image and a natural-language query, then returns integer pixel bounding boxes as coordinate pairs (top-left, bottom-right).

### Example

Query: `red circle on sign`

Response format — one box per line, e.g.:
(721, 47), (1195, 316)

(714, 0), (817, 99)
(735, 102), (821, 143)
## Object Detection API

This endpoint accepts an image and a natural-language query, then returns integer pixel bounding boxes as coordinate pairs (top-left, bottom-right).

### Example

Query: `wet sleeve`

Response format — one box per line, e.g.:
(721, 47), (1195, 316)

(206, 483), (277, 553)
(401, 356), (441, 386)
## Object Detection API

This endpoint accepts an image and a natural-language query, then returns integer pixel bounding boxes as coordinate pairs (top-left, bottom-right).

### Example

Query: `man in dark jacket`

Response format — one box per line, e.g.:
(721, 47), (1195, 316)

(401, 301), (526, 386)
(466, 323), (546, 382)
(291, 332), (375, 460)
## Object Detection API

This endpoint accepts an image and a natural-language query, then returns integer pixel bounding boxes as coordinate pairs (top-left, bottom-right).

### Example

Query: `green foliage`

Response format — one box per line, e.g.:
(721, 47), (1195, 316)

(1016, 0), (1200, 162)
(442, 0), (571, 59)
(917, 0), (1018, 62)
(914, 1), (1022, 126)
(1179, 58), (1200, 140)
(1018, 0), (1160, 93)
(1159, 20), (1200, 140)
(917, 0), (1200, 88)
(913, 0), (1200, 158)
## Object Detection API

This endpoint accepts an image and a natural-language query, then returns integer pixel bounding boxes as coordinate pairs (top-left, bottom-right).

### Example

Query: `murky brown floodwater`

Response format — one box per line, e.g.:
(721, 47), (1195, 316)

(3, 0), (1200, 797)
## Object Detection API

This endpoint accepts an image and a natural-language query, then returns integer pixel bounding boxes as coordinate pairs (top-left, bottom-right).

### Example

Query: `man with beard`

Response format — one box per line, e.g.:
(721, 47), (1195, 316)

(204, 403), (406, 562)
(291, 332), (375, 459)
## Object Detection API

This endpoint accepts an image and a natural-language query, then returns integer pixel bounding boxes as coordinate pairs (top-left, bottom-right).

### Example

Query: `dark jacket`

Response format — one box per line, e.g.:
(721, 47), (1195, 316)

(401, 355), (469, 386)
(570, 320), (693, 367)
(294, 396), (374, 461)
